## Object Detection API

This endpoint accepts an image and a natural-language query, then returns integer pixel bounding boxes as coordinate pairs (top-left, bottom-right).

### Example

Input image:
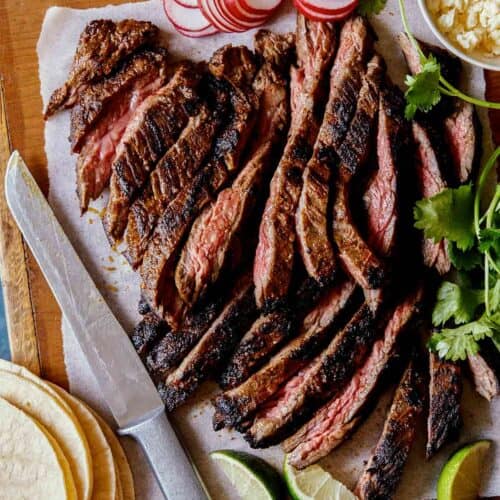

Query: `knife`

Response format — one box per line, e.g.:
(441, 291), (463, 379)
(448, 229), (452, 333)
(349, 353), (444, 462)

(5, 151), (209, 500)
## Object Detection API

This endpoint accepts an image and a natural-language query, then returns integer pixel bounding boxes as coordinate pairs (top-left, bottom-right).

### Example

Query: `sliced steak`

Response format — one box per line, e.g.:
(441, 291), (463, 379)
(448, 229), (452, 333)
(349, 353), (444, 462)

(254, 17), (336, 309)
(123, 103), (220, 268)
(283, 286), (424, 468)
(412, 121), (451, 275)
(145, 296), (224, 381)
(218, 311), (293, 389)
(427, 352), (462, 459)
(131, 312), (169, 360)
(333, 173), (386, 289)
(363, 83), (408, 259)
(174, 40), (291, 305)
(245, 302), (377, 447)
(468, 352), (500, 401)
(158, 274), (257, 411)
(337, 54), (385, 175)
(354, 360), (426, 500)
(103, 62), (203, 242)
(212, 279), (357, 429)
(253, 29), (296, 71)
(45, 19), (158, 118)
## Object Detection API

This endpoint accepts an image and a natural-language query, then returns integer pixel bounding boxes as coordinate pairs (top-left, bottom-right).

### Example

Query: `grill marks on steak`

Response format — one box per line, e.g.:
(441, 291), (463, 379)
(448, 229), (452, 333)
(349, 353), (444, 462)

(212, 279), (357, 429)
(253, 17), (336, 310)
(245, 302), (377, 447)
(412, 121), (451, 275)
(337, 54), (385, 175)
(158, 274), (257, 411)
(45, 19), (158, 118)
(283, 285), (424, 469)
(427, 352), (462, 458)
(355, 360), (426, 500)
(363, 83), (408, 259)
(123, 104), (220, 268)
(104, 63), (203, 242)
(73, 49), (169, 212)
(174, 37), (291, 306)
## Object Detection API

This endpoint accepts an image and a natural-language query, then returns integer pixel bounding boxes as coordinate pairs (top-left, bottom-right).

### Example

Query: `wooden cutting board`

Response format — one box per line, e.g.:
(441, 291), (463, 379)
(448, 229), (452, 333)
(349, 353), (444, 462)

(0, 0), (499, 388)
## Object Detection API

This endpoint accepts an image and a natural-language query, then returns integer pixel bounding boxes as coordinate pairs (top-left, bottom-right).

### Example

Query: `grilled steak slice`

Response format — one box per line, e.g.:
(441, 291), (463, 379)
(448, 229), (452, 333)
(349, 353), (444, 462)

(254, 17), (336, 309)
(103, 63), (203, 242)
(123, 104), (220, 268)
(158, 275), (257, 411)
(337, 54), (384, 175)
(412, 121), (451, 275)
(174, 43), (290, 305)
(254, 30), (296, 71)
(318, 16), (375, 155)
(45, 19), (158, 118)
(363, 83), (408, 259)
(283, 286), (424, 468)
(444, 100), (481, 184)
(355, 360), (426, 500)
(212, 279), (357, 429)
(131, 312), (169, 360)
(427, 352), (462, 458)
(245, 303), (377, 447)
(468, 352), (500, 401)
(218, 311), (293, 389)
(73, 49), (170, 212)
(145, 296), (224, 381)
(333, 174), (386, 289)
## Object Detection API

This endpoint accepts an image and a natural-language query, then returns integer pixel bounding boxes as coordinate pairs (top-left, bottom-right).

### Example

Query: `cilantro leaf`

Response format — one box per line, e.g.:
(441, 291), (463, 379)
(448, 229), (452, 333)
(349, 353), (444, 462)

(414, 184), (475, 250)
(404, 56), (442, 119)
(432, 281), (484, 326)
(479, 228), (500, 254)
(358, 0), (388, 15)
(448, 241), (483, 271)
(429, 316), (499, 361)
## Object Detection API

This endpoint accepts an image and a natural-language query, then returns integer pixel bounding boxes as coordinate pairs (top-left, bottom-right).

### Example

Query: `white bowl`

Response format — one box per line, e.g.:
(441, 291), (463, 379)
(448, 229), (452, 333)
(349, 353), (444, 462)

(417, 0), (500, 72)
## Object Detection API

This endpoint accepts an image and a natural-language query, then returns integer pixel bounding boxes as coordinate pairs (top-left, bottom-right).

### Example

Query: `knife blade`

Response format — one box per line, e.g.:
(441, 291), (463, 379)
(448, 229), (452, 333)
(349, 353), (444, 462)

(5, 151), (208, 500)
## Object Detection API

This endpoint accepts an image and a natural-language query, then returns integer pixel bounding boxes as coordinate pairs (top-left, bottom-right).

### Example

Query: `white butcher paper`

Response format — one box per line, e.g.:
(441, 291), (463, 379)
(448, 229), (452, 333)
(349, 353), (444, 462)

(37, 1), (497, 498)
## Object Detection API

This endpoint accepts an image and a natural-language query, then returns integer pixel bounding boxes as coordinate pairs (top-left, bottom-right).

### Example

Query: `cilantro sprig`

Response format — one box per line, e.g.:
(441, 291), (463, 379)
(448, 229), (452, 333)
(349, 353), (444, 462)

(398, 0), (500, 119)
(414, 147), (500, 361)
(357, 0), (388, 16)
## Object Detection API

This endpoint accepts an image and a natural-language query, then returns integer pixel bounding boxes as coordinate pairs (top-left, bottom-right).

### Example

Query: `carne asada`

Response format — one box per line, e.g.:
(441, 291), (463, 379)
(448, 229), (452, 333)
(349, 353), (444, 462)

(253, 16), (336, 309)
(45, 19), (158, 118)
(468, 352), (500, 401)
(158, 274), (257, 411)
(213, 279), (357, 429)
(245, 303), (377, 447)
(427, 352), (462, 459)
(131, 311), (169, 360)
(283, 285), (424, 468)
(103, 62), (203, 242)
(354, 360), (426, 500)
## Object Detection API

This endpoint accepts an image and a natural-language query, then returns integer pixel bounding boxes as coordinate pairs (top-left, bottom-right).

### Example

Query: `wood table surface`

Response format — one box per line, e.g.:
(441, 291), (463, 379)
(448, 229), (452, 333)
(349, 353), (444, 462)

(0, 0), (499, 398)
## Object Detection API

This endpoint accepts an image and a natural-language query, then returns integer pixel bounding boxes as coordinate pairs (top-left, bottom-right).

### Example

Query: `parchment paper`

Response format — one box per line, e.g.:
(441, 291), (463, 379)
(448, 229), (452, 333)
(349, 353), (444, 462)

(37, 1), (498, 498)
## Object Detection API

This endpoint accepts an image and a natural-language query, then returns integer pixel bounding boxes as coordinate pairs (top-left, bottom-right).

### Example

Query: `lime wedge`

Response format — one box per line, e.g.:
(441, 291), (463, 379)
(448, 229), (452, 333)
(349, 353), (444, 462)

(210, 450), (284, 500)
(437, 440), (492, 500)
(283, 456), (357, 500)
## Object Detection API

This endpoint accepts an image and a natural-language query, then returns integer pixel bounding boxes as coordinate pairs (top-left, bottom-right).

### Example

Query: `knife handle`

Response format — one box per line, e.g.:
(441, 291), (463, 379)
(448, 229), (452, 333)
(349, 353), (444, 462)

(120, 410), (209, 500)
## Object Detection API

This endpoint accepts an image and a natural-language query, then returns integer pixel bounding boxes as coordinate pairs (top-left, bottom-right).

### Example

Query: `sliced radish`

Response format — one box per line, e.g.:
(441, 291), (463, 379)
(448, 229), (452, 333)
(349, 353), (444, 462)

(225, 0), (269, 23)
(199, 0), (247, 32)
(300, 0), (355, 16)
(240, 0), (282, 15)
(174, 0), (199, 8)
(164, 0), (213, 32)
(301, 0), (357, 11)
(176, 24), (220, 37)
(218, 0), (268, 28)
(294, 0), (357, 21)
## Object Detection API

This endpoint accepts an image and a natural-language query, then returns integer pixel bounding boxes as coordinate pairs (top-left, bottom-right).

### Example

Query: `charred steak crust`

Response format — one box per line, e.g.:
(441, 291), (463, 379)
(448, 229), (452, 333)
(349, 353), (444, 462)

(355, 360), (426, 500)
(427, 352), (462, 459)
(468, 350), (500, 401)
(245, 303), (377, 448)
(212, 279), (358, 430)
(158, 275), (257, 411)
(45, 19), (158, 118)
(253, 16), (337, 309)
(131, 312), (169, 360)
(283, 285), (424, 469)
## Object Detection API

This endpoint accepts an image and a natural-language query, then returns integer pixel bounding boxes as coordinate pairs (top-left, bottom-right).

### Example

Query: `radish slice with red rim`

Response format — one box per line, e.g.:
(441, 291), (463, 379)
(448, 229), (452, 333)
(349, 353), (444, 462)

(199, 0), (247, 32)
(164, 0), (213, 32)
(240, 0), (282, 15)
(176, 24), (219, 37)
(225, 0), (269, 23)
(294, 0), (357, 21)
(174, 0), (199, 8)
(300, 0), (357, 15)
(219, 0), (267, 28)
(301, 0), (357, 11)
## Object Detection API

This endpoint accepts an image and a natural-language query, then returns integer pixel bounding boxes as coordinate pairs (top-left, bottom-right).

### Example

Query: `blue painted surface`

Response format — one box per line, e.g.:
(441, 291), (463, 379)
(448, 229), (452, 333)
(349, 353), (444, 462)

(0, 289), (10, 360)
